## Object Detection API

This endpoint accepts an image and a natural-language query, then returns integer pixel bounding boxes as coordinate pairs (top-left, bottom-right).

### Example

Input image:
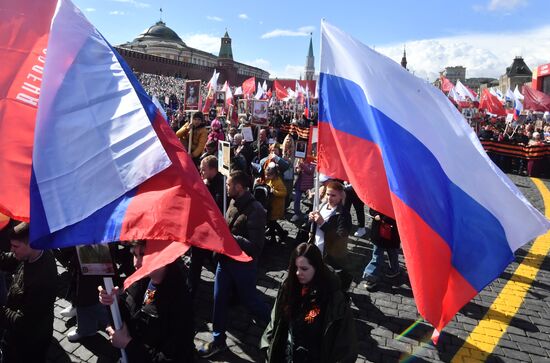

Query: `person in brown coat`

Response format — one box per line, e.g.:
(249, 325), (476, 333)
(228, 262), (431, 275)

(176, 111), (208, 165)
(265, 164), (288, 244)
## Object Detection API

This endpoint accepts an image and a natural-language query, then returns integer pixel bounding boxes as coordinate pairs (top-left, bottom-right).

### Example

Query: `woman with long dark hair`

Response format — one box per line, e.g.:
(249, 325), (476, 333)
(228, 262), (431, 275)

(261, 243), (357, 362)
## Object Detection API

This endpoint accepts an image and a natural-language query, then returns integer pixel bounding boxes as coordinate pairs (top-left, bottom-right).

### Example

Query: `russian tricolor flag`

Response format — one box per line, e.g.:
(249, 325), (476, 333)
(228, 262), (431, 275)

(1, 0), (249, 286)
(318, 21), (549, 335)
(514, 98), (523, 120)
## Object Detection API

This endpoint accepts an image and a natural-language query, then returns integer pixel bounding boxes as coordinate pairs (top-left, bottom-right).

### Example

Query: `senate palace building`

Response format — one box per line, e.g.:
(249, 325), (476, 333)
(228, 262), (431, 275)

(115, 19), (270, 85)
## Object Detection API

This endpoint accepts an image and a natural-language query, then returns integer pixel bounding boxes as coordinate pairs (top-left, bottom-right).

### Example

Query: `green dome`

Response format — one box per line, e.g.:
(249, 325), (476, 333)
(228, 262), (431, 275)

(135, 21), (185, 45)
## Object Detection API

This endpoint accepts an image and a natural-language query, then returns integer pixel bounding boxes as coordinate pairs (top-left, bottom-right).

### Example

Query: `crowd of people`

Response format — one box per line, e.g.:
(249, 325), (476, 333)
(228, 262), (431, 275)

(477, 113), (550, 177)
(0, 74), (548, 362)
(0, 103), (396, 362)
(136, 73), (208, 112)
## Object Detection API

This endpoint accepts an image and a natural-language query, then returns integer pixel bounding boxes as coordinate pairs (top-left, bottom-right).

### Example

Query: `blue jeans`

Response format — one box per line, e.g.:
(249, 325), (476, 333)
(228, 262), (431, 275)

(188, 246), (212, 298)
(76, 303), (109, 335)
(212, 258), (270, 343)
(363, 244), (399, 282)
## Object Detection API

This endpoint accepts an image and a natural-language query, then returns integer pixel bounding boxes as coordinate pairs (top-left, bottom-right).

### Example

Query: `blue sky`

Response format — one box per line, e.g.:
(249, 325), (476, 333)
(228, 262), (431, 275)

(74, 0), (550, 81)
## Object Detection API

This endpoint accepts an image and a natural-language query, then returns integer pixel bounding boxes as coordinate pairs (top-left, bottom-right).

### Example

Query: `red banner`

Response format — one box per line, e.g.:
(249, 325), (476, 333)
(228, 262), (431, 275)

(479, 88), (506, 116)
(440, 76), (454, 93)
(0, 0), (57, 220)
(274, 80), (289, 100)
(273, 80), (316, 94)
(523, 85), (550, 112)
(242, 77), (256, 97)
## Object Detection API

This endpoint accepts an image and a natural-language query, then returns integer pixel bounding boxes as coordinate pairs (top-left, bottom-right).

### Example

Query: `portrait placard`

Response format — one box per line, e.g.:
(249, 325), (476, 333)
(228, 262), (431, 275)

(77, 244), (115, 276)
(237, 99), (248, 116)
(227, 104), (234, 124)
(216, 91), (226, 107)
(307, 126), (318, 160)
(295, 141), (307, 159)
(218, 141), (231, 177)
(184, 80), (201, 111)
(251, 100), (269, 126)
(241, 126), (254, 142)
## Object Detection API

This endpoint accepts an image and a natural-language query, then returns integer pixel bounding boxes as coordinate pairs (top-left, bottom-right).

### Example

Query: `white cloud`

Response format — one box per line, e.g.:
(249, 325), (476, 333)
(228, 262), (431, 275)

(243, 58), (274, 75)
(182, 33), (220, 54)
(488, 0), (527, 11)
(206, 16), (223, 22)
(109, 10), (125, 15)
(246, 58), (271, 69)
(238, 13), (248, 20)
(112, 0), (150, 8)
(241, 59), (301, 79)
(85, 7), (96, 12)
(375, 25), (550, 82)
(298, 26), (315, 34)
(261, 25), (315, 39)
(270, 65), (304, 79)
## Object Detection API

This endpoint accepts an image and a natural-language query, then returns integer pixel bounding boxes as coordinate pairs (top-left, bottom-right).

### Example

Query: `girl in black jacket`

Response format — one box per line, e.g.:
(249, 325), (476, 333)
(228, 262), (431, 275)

(261, 243), (357, 363)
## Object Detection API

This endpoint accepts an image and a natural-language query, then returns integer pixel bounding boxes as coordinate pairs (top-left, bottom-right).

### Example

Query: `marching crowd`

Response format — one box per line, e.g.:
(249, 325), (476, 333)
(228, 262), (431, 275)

(0, 103), (403, 362)
(0, 74), (548, 362)
(477, 114), (550, 177)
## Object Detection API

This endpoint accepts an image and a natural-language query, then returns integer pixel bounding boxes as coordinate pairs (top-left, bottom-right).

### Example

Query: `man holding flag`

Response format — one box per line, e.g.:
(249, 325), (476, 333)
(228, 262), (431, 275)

(1, 0), (252, 351)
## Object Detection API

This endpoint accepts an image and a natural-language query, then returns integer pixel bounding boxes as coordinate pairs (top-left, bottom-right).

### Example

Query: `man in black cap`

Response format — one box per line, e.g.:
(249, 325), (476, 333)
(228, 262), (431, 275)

(0, 222), (58, 362)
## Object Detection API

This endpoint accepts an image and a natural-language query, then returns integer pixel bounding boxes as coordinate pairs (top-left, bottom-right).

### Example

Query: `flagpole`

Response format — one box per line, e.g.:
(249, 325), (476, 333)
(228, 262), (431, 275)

(188, 125), (193, 153)
(310, 166), (320, 239)
(257, 125), (261, 160)
(223, 175), (227, 213)
(313, 161), (320, 211)
(103, 277), (128, 363)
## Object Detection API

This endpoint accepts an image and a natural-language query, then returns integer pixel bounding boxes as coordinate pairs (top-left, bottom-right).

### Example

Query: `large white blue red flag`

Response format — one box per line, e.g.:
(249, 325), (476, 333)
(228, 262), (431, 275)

(0, 0), (249, 286)
(318, 21), (549, 335)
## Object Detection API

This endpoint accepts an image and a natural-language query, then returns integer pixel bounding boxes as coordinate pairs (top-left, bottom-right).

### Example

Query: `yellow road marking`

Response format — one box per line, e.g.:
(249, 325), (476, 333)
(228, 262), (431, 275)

(451, 178), (550, 363)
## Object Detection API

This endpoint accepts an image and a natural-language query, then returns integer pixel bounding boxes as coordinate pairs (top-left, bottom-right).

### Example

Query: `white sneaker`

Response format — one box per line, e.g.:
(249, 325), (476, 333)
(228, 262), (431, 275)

(67, 329), (95, 343)
(60, 305), (76, 318)
(354, 228), (367, 238)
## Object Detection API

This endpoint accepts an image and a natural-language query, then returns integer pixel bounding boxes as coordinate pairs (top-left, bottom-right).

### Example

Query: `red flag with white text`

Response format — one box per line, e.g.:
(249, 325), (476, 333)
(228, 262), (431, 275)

(0, 0), (58, 221)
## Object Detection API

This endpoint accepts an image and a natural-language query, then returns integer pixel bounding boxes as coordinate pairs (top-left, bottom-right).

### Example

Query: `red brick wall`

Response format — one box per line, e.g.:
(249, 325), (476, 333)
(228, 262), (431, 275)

(116, 47), (268, 85)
